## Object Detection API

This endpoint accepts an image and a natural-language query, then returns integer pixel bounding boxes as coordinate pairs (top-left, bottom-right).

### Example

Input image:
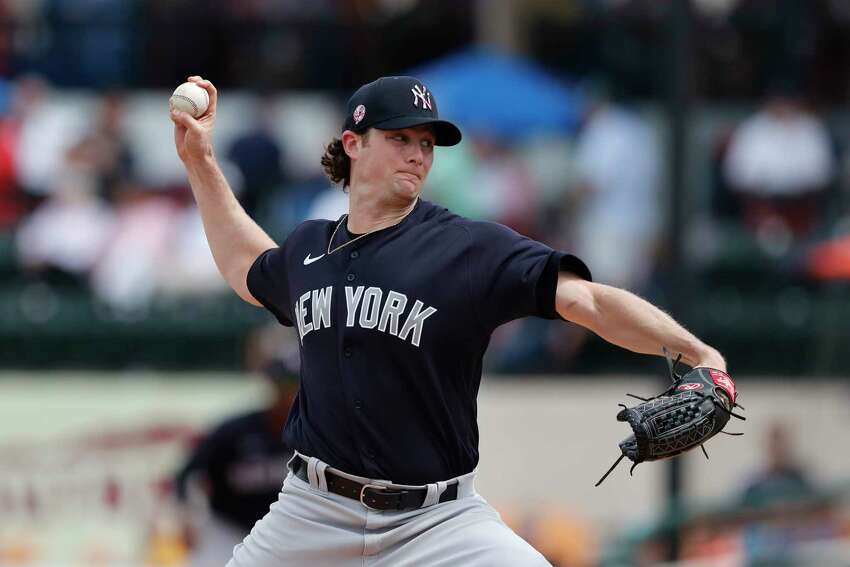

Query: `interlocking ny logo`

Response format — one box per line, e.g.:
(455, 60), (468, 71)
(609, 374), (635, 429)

(411, 85), (432, 111)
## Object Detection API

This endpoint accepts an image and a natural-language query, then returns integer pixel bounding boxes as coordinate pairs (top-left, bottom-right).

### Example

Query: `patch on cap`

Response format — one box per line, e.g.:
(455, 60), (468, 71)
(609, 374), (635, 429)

(353, 104), (366, 125)
(411, 84), (432, 111)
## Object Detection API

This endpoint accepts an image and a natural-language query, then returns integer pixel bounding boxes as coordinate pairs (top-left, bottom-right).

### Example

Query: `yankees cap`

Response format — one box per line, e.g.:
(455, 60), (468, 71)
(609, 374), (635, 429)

(342, 76), (462, 146)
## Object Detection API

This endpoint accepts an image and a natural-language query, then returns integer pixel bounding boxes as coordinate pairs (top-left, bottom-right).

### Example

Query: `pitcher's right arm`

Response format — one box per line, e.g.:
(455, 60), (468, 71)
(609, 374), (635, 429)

(170, 76), (276, 306)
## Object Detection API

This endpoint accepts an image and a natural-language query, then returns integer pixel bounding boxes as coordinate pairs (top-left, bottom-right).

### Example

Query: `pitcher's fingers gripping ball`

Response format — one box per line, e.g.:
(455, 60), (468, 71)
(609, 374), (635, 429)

(169, 76), (218, 166)
(170, 81), (210, 118)
(596, 352), (745, 486)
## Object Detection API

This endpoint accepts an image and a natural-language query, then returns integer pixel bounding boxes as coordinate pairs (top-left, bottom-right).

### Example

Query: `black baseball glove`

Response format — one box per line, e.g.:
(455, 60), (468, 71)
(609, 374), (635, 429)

(595, 352), (745, 486)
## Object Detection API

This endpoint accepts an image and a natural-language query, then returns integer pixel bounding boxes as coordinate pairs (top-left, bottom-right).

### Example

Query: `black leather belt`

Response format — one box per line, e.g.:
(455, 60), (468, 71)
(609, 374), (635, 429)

(292, 456), (459, 511)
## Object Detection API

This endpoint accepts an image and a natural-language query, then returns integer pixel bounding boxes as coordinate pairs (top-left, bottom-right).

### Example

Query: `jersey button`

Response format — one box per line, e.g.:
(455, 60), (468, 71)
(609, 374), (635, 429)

(344, 348), (352, 358)
(350, 250), (359, 259)
(354, 399), (362, 410)
(346, 273), (355, 282)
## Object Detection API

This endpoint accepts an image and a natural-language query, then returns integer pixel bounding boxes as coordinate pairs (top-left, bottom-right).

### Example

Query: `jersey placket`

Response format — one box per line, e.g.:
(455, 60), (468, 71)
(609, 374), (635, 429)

(336, 244), (381, 476)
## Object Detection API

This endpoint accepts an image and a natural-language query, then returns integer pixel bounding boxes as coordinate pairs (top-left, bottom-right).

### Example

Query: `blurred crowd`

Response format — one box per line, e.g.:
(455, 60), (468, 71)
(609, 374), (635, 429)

(0, 0), (848, 100)
(3, 67), (850, 372)
(0, 76), (226, 312)
(0, 0), (850, 373)
(708, 86), (841, 267)
(0, 0), (473, 90)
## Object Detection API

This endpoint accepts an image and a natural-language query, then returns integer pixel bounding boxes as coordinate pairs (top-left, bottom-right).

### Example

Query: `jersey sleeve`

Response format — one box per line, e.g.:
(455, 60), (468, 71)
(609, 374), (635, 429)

(247, 245), (294, 327)
(465, 221), (591, 330)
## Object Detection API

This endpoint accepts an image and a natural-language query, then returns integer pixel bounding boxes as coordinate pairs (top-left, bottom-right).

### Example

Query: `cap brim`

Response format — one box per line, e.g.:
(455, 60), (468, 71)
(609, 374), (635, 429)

(371, 116), (462, 146)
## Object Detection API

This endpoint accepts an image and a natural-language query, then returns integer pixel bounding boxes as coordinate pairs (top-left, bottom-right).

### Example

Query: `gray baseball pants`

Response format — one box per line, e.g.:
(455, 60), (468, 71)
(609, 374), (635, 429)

(225, 453), (551, 566)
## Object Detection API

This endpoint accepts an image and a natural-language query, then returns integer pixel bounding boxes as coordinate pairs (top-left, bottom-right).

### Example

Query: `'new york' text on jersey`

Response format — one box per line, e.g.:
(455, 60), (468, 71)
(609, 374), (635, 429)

(293, 285), (436, 347)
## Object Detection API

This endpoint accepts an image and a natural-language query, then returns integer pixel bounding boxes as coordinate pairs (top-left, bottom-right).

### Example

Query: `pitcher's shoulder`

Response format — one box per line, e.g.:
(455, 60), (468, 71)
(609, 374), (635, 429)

(283, 217), (341, 245)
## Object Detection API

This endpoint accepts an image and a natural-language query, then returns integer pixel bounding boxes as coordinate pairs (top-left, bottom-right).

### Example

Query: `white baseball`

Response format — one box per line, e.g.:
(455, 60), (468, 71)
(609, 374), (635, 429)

(169, 82), (210, 118)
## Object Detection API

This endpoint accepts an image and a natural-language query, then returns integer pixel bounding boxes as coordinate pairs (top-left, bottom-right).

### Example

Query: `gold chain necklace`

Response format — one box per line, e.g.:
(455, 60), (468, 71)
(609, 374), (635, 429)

(326, 202), (418, 256)
(326, 215), (375, 255)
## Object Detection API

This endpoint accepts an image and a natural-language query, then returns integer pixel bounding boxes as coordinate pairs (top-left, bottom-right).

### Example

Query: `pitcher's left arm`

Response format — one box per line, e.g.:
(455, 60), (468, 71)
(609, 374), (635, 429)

(555, 273), (725, 370)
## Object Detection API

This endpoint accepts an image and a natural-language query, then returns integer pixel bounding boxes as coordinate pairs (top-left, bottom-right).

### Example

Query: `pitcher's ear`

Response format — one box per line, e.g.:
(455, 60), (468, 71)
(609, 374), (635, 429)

(342, 129), (365, 159)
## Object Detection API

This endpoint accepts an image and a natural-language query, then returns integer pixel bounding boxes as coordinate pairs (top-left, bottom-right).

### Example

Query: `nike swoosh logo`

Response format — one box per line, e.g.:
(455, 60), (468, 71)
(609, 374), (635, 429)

(303, 253), (325, 266)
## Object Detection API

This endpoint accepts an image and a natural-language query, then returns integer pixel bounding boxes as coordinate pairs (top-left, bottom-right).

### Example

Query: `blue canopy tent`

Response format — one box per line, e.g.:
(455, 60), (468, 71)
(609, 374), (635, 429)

(409, 49), (583, 142)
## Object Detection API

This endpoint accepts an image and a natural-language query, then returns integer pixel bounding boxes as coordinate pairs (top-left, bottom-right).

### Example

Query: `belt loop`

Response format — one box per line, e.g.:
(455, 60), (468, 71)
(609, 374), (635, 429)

(307, 457), (321, 490)
(285, 453), (299, 473)
(316, 461), (329, 492)
(421, 480), (448, 508)
(456, 472), (476, 498)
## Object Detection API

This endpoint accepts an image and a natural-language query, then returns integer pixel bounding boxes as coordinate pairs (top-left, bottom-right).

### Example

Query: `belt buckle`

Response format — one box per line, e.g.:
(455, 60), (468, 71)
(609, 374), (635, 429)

(359, 483), (388, 511)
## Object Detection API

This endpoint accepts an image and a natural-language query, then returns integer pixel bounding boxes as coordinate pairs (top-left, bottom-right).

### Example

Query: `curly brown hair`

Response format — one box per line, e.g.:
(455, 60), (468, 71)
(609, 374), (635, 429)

(320, 130), (369, 188)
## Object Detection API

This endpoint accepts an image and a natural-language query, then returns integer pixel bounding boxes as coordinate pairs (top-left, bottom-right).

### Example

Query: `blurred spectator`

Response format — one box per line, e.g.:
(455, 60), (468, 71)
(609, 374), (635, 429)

(427, 133), (540, 232)
(174, 355), (299, 567)
(16, 86), (139, 290)
(469, 135), (539, 235)
(89, 190), (183, 309)
(155, 204), (229, 299)
(226, 97), (286, 218)
(89, 187), (225, 310)
(65, 91), (136, 203)
(567, 96), (662, 290)
(421, 139), (480, 219)
(733, 421), (844, 567)
(15, 161), (114, 287)
(305, 184), (348, 221)
(14, 75), (85, 198)
(722, 91), (835, 255)
(739, 422), (814, 508)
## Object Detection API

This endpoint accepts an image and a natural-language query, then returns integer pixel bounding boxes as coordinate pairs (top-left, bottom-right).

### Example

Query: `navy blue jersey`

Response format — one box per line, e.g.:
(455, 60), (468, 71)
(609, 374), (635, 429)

(247, 199), (590, 485)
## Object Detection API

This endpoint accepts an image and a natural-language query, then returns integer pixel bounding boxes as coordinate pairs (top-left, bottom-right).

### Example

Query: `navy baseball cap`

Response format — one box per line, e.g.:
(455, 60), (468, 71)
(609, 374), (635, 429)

(342, 76), (462, 146)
